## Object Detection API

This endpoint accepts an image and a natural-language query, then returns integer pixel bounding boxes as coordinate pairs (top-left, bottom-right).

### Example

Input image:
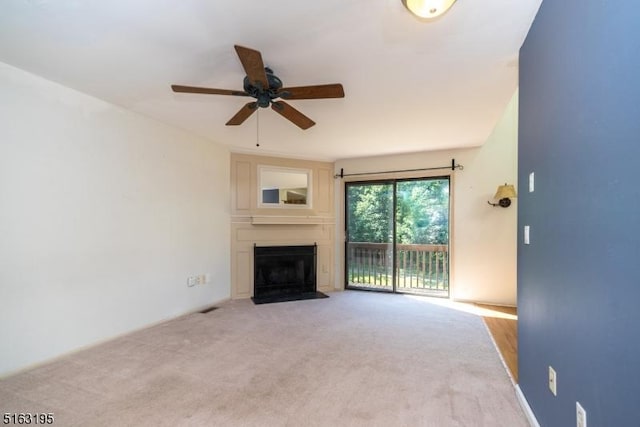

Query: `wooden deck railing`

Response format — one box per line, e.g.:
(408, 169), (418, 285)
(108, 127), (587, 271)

(347, 242), (449, 293)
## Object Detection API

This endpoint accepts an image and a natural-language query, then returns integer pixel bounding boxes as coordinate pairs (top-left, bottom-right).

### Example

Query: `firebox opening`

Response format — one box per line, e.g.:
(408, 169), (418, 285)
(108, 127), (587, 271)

(252, 244), (328, 304)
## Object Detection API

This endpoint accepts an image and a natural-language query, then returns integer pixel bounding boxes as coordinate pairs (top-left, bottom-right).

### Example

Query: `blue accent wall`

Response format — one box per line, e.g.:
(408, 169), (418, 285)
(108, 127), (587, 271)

(518, 1), (640, 426)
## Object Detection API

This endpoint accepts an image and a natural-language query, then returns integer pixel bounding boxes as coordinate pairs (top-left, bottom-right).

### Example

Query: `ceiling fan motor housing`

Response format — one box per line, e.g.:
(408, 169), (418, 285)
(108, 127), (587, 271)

(243, 68), (283, 108)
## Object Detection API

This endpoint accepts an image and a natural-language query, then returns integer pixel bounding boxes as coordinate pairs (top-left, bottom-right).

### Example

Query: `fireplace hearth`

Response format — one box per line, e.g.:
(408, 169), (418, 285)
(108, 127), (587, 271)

(253, 244), (328, 304)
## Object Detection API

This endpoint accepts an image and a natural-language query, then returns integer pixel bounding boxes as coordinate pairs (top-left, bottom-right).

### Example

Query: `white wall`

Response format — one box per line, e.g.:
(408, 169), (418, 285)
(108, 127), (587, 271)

(335, 90), (518, 305)
(0, 63), (231, 376)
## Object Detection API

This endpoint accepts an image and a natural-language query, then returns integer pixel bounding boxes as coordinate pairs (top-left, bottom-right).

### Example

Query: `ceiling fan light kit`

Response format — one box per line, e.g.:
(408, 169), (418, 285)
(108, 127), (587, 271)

(402, 0), (457, 19)
(171, 45), (345, 130)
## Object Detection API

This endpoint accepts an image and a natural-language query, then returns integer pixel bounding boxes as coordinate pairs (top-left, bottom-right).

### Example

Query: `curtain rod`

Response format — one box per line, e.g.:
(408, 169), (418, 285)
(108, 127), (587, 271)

(334, 158), (463, 179)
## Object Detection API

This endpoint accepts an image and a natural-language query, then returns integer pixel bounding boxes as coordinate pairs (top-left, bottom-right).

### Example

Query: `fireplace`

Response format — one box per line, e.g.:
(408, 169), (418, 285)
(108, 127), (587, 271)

(253, 244), (328, 304)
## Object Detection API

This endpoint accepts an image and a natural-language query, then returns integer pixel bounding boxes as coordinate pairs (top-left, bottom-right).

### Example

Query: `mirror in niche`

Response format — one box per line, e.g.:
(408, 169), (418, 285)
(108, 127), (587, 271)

(258, 166), (312, 208)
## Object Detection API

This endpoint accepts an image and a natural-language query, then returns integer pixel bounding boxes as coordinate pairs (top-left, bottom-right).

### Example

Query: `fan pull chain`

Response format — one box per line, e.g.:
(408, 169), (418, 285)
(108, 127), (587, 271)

(256, 109), (260, 147)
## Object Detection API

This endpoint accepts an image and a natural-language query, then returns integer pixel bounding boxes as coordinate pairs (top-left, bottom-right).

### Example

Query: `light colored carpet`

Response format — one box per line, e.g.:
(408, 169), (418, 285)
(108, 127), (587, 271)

(0, 291), (527, 426)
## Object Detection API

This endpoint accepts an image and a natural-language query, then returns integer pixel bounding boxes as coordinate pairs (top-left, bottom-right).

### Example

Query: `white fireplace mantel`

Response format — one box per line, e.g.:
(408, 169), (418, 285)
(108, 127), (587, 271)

(249, 215), (334, 225)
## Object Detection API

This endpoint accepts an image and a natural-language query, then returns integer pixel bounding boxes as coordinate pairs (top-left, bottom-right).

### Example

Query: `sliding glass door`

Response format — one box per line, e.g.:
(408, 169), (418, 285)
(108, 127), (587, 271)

(345, 182), (394, 292)
(394, 178), (449, 296)
(345, 177), (450, 297)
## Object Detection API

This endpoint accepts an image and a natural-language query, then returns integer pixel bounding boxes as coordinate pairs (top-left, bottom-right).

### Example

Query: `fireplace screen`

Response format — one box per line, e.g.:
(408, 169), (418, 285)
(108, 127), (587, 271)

(253, 244), (327, 304)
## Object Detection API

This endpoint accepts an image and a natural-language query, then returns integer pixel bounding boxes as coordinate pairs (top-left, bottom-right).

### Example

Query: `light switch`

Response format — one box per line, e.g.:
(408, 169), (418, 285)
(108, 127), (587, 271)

(529, 172), (535, 192)
(524, 226), (530, 244)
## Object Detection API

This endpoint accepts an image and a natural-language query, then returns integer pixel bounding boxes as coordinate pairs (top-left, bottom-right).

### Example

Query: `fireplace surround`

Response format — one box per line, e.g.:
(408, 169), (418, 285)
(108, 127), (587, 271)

(252, 244), (328, 304)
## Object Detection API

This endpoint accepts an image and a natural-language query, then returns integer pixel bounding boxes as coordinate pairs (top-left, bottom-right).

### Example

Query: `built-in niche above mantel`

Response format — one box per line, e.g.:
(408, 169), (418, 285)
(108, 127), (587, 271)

(231, 153), (334, 217)
(258, 166), (312, 208)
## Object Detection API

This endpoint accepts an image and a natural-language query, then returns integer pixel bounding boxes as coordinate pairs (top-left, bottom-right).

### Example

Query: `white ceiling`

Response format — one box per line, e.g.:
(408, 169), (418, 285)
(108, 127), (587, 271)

(0, 0), (542, 161)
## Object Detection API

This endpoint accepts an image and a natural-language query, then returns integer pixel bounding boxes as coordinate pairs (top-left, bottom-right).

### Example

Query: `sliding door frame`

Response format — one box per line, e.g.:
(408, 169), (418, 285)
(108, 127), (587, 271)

(344, 179), (397, 293)
(343, 174), (451, 297)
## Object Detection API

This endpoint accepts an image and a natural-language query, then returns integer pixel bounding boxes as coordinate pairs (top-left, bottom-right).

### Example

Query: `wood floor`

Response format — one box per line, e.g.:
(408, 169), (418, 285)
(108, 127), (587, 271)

(476, 304), (518, 382)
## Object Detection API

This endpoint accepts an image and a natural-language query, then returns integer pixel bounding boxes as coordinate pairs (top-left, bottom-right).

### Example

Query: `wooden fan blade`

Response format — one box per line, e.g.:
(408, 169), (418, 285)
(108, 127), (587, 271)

(234, 45), (269, 89)
(271, 101), (315, 130)
(278, 84), (345, 100)
(226, 102), (258, 126)
(171, 85), (248, 96)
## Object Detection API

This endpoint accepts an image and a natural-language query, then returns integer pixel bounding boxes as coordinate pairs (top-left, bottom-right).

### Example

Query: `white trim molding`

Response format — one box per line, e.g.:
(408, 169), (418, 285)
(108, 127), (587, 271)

(516, 385), (541, 427)
(250, 215), (334, 225)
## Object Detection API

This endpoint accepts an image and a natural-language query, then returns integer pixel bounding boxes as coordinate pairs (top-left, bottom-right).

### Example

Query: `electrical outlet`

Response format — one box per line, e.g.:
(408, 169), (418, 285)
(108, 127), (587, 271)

(199, 274), (206, 285)
(548, 366), (557, 396)
(576, 402), (586, 427)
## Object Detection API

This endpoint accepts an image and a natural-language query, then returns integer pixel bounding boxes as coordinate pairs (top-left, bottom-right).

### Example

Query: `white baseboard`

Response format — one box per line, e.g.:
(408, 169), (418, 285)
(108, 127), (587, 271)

(516, 385), (540, 427)
(452, 297), (517, 308)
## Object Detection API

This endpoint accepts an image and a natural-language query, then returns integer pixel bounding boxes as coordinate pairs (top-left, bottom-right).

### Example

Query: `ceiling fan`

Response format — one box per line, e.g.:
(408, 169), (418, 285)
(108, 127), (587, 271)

(171, 45), (345, 130)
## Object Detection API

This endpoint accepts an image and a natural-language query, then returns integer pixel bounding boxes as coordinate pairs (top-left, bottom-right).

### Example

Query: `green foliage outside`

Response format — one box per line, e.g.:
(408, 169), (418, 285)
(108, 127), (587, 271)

(346, 179), (450, 293)
(347, 179), (449, 245)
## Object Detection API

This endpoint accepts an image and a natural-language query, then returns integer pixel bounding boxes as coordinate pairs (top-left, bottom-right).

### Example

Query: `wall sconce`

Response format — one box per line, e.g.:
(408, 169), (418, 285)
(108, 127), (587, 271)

(401, 0), (457, 19)
(488, 184), (517, 208)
